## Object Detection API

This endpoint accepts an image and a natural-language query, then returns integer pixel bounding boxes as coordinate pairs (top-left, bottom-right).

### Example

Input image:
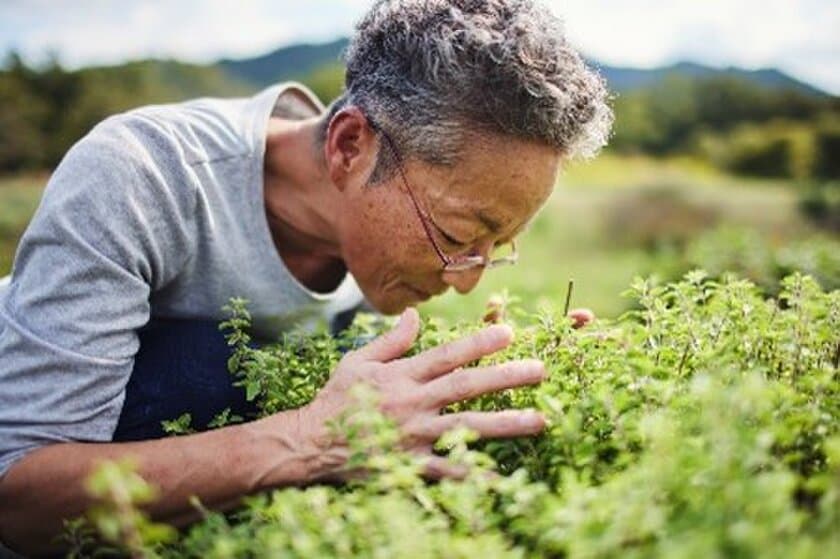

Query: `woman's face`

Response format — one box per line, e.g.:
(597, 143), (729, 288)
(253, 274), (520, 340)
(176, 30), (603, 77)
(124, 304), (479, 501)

(331, 120), (561, 315)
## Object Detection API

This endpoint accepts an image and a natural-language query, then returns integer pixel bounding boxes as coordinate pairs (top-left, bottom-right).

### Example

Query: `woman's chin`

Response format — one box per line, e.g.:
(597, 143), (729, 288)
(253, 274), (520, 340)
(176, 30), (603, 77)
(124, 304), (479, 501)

(366, 285), (428, 315)
(363, 291), (407, 315)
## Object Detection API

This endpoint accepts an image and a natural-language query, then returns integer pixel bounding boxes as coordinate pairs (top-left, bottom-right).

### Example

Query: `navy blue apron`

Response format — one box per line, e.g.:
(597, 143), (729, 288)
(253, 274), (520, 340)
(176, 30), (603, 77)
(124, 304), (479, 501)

(112, 306), (363, 442)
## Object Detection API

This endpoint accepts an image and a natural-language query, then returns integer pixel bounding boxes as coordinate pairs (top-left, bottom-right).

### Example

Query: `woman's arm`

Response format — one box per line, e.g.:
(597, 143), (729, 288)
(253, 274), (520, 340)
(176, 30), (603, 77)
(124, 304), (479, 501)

(0, 308), (547, 557)
(0, 409), (322, 557)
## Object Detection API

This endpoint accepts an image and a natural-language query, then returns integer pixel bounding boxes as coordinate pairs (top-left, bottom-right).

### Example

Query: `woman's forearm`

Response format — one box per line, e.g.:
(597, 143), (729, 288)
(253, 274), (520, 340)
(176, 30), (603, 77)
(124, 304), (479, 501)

(0, 409), (319, 557)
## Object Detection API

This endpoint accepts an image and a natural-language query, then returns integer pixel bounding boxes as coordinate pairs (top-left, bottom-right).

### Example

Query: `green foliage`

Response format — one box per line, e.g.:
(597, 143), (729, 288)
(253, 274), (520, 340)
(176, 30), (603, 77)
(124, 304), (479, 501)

(207, 408), (244, 430)
(611, 76), (700, 154)
(75, 272), (840, 558)
(610, 75), (838, 180)
(721, 132), (796, 178)
(4, 49), (836, 179)
(800, 181), (840, 233)
(298, 62), (345, 105)
(656, 226), (840, 295)
(160, 413), (195, 437)
(77, 459), (177, 558)
(0, 172), (45, 276)
(161, 408), (245, 436)
(812, 117), (840, 179)
(604, 186), (720, 251)
(696, 119), (822, 180)
(218, 297), (345, 414)
(0, 52), (249, 173)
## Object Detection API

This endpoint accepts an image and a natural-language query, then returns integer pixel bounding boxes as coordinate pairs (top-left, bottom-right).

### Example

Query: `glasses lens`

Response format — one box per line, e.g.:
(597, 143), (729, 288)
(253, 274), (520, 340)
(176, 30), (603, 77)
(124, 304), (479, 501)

(445, 256), (485, 272)
(489, 242), (515, 261)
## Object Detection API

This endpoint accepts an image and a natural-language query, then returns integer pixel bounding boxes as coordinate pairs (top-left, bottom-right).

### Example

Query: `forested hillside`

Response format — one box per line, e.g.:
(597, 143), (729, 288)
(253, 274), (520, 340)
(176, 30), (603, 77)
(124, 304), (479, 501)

(1, 39), (837, 178)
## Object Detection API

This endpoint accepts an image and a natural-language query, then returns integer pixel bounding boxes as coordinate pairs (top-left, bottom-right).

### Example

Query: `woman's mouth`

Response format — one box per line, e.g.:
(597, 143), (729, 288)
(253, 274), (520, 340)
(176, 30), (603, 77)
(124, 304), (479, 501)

(403, 283), (431, 301)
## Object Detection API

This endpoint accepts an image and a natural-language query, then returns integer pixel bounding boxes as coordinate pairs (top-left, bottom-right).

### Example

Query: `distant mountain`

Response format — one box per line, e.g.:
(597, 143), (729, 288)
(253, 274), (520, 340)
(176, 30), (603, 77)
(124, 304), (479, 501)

(218, 38), (348, 88)
(588, 60), (828, 97)
(216, 37), (830, 98)
(78, 59), (252, 100)
(1, 37), (834, 173)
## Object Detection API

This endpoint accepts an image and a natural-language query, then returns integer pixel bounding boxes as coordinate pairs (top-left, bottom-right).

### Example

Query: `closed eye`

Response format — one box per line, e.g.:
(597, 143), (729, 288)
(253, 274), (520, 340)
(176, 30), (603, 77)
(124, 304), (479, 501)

(437, 226), (468, 247)
(429, 219), (471, 248)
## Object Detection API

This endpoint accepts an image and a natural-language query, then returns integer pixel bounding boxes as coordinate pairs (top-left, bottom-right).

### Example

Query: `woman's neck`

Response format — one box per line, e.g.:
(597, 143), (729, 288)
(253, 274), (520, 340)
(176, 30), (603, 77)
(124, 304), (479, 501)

(262, 115), (349, 294)
(262, 116), (342, 260)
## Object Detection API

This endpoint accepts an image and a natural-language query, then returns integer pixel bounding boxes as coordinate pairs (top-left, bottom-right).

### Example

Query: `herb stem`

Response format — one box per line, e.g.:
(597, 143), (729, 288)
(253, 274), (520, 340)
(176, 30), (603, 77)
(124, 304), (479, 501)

(563, 279), (574, 317)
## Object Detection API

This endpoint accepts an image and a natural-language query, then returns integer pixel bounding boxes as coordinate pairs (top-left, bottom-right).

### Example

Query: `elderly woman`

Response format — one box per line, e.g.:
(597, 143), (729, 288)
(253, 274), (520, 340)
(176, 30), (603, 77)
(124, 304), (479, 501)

(0, 0), (610, 555)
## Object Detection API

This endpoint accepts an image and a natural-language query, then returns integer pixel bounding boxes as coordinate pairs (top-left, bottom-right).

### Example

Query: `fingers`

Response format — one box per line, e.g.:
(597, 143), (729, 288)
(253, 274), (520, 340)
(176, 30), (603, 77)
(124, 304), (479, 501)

(353, 307), (420, 363)
(414, 410), (545, 442)
(404, 323), (514, 382)
(421, 456), (469, 481)
(423, 359), (545, 408)
(419, 455), (503, 482)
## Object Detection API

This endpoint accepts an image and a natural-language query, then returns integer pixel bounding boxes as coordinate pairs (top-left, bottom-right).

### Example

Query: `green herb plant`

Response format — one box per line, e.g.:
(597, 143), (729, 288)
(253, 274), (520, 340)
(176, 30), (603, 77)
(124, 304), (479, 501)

(73, 271), (840, 558)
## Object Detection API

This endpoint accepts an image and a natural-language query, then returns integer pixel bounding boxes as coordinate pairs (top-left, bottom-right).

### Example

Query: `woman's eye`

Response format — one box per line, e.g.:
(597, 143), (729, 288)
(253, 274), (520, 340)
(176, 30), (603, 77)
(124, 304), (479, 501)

(438, 227), (467, 247)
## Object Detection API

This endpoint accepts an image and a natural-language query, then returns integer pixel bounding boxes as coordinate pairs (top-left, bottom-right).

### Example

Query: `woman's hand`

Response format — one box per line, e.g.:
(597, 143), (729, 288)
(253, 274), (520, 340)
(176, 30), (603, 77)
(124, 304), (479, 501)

(296, 307), (546, 481)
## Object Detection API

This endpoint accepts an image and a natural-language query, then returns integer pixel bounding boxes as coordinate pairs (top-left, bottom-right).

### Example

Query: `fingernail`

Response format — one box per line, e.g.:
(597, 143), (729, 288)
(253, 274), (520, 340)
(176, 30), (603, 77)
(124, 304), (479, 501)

(519, 411), (544, 430)
(489, 324), (514, 343)
(397, 308), (412, 327)
(522, 359), (546, 380)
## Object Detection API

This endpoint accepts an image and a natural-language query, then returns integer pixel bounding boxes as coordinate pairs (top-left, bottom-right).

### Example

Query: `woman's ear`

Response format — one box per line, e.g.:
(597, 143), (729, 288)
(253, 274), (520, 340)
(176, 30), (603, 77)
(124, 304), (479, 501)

(324, 107), (379, 192)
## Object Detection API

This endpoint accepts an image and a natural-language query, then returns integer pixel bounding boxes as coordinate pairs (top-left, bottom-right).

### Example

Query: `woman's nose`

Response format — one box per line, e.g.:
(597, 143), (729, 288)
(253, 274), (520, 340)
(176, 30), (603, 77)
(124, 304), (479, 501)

(441, 266), (484, 295)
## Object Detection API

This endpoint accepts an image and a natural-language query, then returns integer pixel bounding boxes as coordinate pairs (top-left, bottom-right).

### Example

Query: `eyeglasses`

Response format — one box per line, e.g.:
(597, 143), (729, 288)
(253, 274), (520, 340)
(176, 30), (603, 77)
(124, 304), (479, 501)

(377, 130), (519, 273)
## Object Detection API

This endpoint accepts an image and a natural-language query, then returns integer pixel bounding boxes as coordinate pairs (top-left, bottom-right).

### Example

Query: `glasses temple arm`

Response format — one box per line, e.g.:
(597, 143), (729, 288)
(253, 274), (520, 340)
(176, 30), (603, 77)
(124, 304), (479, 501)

(380, 133), (452, 266)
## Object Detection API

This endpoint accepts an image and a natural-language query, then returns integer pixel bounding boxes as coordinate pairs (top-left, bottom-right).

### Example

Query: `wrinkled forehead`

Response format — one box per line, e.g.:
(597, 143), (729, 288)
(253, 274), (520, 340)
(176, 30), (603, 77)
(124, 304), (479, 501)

(424, 139), (560, 231)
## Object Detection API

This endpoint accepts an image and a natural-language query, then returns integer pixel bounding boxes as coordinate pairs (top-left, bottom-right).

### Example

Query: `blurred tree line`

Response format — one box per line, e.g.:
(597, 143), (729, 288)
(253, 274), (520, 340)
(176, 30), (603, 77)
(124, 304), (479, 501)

(1, 53), (838, 184)
(0, 52), (249, 173)
(282, 63), (840, 182)
(612, 76), (840, 181)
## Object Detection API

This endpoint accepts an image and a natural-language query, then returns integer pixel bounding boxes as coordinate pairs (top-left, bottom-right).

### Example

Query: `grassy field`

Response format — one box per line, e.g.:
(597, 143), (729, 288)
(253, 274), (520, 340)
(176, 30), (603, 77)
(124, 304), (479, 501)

(0, 172), (47, 277)
(421, 153), (812, 321)
(0, 155), (816, 321)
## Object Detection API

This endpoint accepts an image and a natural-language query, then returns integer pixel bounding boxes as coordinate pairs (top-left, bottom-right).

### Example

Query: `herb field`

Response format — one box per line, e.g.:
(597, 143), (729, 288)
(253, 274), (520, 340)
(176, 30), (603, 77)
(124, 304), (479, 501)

(68, 270), (840, 558)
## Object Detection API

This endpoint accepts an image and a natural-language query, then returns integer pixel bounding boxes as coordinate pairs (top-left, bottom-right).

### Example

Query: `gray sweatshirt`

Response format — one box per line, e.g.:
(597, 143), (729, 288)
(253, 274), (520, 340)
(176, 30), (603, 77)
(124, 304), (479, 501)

(0, 82), (365, 489)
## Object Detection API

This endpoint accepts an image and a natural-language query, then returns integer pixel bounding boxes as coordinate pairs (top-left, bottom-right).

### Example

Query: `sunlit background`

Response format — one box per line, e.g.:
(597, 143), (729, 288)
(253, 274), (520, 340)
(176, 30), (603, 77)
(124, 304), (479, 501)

(3, 0), (839, 93)
(1, 0), (838, 323)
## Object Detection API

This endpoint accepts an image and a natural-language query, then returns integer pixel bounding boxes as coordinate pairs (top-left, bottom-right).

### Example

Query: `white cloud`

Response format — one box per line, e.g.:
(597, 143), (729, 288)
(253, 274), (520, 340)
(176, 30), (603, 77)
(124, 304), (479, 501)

(547, 0), (840, 92)
(3, 0), (298, 67)
(2, 0), (838, 93)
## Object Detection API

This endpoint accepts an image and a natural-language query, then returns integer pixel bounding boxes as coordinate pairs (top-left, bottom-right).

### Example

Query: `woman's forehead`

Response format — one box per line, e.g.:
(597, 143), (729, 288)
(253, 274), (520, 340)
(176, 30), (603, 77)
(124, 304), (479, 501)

(426, 144), (559, 227)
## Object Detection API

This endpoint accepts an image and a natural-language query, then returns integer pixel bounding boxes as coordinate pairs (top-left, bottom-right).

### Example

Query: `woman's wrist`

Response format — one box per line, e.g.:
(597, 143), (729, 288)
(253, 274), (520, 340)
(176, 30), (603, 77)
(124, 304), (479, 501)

(290, 403), (350, 483)
(242, 405), (347, 490)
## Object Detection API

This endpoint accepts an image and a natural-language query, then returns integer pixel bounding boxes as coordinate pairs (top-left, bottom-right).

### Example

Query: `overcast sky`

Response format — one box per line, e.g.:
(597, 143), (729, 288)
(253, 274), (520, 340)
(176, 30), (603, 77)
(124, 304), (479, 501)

(1, 0), (838, 94)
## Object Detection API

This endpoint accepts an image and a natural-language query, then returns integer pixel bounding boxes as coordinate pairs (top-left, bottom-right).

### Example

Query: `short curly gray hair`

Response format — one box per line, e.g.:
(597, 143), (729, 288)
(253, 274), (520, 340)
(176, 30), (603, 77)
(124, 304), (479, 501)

(318, 0), (613, 184)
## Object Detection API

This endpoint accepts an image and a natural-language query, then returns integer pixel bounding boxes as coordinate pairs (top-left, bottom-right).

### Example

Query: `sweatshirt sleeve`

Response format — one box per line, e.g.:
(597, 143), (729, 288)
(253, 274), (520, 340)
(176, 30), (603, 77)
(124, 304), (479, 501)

(0, 114), (198, 479)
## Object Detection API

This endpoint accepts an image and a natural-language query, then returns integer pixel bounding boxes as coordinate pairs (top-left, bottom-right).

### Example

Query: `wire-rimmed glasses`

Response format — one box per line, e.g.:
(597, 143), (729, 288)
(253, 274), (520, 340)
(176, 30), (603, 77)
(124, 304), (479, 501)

(376, 129), (519, 273)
